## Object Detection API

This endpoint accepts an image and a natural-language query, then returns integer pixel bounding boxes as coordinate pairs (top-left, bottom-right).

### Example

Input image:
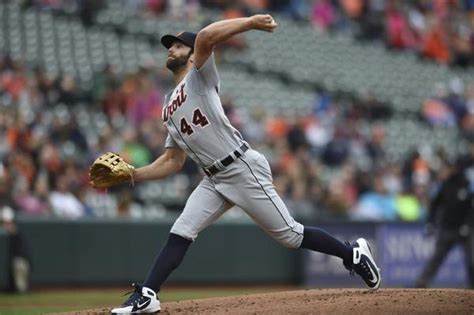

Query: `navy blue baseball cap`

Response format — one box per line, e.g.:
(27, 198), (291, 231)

(161, 32), (197, 49)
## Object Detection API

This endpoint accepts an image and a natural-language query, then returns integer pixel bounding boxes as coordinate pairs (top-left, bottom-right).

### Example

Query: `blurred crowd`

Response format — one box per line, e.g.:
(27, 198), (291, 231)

(0, 0), (472, 223)
(248, 94), (472, 222)
(16, 0), (474, 68)
(0, 53), (174, 220)
(89, 0), (474, 68)
(17, 0), (474, 68)
(224, 0), (474, 68)
(223, 0), (474, 68)
(357, 0), (474, 68)
(422, 77), (474, 142)
(1, 50), (471, 223)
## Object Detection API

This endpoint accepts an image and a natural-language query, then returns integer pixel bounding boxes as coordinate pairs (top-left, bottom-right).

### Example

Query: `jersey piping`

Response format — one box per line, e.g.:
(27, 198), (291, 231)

(239, 157), (303, 236)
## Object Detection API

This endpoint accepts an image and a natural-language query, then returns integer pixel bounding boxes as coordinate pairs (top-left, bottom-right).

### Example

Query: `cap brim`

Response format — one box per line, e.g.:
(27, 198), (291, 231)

(161, 35), (186, 49)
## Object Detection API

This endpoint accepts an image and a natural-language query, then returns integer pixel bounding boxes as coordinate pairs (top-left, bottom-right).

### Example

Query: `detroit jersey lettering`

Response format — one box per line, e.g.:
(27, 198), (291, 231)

(162, 53), (245, 168)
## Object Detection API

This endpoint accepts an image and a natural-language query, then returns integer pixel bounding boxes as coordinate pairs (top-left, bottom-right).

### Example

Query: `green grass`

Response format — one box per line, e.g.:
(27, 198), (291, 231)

(0, 287), (287, 314)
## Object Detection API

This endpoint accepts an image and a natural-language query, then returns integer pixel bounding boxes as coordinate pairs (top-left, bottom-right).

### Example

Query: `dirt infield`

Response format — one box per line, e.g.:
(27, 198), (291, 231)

(56, 288), (473, 314)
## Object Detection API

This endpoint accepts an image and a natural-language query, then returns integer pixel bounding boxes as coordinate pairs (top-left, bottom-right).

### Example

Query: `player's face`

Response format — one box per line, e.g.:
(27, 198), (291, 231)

(166, 41), (193, 73)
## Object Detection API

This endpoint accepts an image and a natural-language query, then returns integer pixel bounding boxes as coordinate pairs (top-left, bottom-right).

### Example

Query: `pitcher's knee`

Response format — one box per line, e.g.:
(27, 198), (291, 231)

(269, 223), (304, 249)
(170, 217), (198, 242)
(276, 232), (304, 248)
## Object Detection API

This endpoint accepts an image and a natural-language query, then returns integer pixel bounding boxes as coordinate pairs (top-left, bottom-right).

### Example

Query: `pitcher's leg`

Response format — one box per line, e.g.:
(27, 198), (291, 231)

(221, 177), (351, 260)
(218, 152), (350, 261)
(301, 227), (352, 262)
(142, 233), (192, 291)
(217, 151), (380, 288)
(218, 156), (303, 248)
(216, 151), (381, 290)
(170, 177), (233, 241)
(143, 177), (231, 292)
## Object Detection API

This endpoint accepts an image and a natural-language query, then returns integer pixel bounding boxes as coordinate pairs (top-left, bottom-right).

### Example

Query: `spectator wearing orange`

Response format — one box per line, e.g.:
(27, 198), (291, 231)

(421, 16), (450, 63)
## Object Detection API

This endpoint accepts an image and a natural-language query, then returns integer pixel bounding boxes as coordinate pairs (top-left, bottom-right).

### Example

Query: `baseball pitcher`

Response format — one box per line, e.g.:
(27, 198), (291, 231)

(90, 14), (381, 314)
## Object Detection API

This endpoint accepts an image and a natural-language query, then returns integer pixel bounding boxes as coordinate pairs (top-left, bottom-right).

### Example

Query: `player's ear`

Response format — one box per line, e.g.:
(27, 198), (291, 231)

(189, 53), (194, 63)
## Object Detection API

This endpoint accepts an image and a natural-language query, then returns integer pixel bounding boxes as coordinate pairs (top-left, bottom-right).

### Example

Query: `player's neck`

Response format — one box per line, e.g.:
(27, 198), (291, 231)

(173, 65), (191, 85)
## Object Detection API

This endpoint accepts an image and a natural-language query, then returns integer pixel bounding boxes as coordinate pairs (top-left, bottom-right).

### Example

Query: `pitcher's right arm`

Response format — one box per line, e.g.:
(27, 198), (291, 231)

(194, 15), (277, 69)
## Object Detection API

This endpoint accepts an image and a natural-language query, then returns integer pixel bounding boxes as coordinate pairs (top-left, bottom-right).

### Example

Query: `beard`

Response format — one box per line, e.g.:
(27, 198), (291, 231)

(166, 52), (191, 73)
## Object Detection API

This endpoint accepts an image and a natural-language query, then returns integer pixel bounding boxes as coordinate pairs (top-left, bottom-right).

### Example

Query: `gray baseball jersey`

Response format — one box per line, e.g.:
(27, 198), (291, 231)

(162, 53), (304, 248)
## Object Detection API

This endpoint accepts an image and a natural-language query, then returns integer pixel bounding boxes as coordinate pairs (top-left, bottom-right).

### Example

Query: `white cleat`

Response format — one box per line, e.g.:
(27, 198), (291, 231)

(346, 238), (381, 290)
(111, 284), (161, 314)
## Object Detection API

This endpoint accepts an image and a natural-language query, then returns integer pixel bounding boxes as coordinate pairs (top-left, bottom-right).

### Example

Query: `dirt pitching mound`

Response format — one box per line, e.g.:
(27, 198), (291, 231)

(60, 288), (474, 315)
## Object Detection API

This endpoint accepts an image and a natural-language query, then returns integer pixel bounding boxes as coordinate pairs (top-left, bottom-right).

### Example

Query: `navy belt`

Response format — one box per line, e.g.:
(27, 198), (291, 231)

(204, 143), (249, 176)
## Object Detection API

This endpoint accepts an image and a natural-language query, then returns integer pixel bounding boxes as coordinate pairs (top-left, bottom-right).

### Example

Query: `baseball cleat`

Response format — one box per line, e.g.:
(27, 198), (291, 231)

(111, 283), (161, 314)
(345, 238), (381, 290)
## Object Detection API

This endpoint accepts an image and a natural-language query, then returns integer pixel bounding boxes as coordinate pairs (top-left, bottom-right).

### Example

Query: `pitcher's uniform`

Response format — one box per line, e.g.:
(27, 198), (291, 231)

(162, 53), (304, 248)
(111, 26), (381, 315)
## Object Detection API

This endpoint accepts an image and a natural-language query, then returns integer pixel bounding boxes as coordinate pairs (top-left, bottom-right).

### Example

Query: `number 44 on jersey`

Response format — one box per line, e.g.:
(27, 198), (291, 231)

(180, 108), (209, 135)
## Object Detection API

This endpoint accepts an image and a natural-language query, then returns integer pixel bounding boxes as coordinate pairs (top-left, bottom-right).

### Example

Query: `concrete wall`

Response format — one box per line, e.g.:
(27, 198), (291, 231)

(13, 218), (300, 287)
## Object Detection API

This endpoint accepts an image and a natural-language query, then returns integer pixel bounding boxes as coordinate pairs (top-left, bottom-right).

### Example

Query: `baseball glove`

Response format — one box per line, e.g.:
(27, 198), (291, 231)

(89, 152), (135, 189)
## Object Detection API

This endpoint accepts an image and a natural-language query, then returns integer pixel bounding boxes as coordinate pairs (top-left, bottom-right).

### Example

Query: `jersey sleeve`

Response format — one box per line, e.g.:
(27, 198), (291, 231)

(193, 52), (220, 92)
(165, 133), (178, 148)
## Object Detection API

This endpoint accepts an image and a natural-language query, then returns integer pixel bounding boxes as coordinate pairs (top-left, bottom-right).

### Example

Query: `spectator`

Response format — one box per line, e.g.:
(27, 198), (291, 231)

(351, 175), (397, 221)
(353, 0), (385, 41)
(450, 22), (473, 67)
(287, 118), (308, 153)
(323, 164), (358, 219)
(447, 77), (468, 123)
(422, 82), (456, 127)
(311, 0), (336, 32)
(365, 125), (386, 165)
(421, 16), (450, 64)
(222, 96), (244, 132)
(242, 105), (266, 144)
(33, 66), (58, 107)
(121, 127), (152, 168)
(395, 188), (424, 221)
(126, 68), (163, 126)
(340, 0), (364, 20)
(354, 91), (393, 121)
(14, 175), (50, 216)
(49, 175), (85, 219)
(461, 84), (474, 140)
(57, 76), (83, 106)
(91, 64), (120, 106)
(385, 2), (416, 49)
(116, 190), (133, 218)
(266, 115), (289, 142)
(242, 0), (269, 13)
(146, 0), (168, 16)
(304, 116), (332, 154)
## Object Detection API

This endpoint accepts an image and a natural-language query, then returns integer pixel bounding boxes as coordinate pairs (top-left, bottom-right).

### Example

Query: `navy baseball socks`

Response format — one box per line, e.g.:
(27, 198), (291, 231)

(142, 233), (192, 291)
(300, 226), (381, 290)
(112, 233), (192, 314)
(300, 227), (353, 261)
